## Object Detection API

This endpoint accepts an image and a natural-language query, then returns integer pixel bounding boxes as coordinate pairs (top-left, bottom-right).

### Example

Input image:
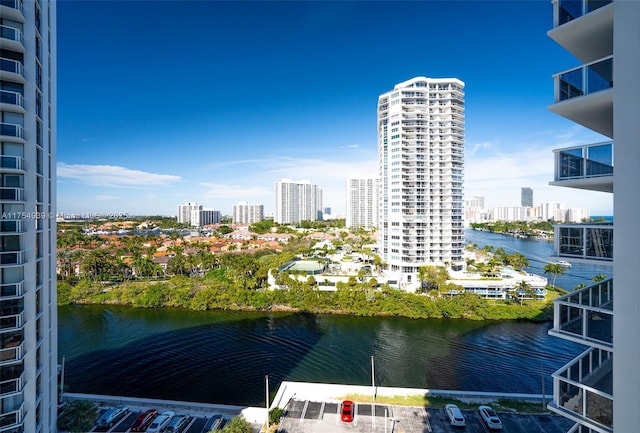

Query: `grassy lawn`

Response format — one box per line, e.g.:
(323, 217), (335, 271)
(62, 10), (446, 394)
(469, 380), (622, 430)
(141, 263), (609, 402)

(334, 393), (549, 414)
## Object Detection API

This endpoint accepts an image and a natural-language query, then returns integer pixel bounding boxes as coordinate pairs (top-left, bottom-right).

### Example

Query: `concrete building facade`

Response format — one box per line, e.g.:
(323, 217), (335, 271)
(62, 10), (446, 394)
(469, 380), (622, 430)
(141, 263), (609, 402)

(233, 202), (264, 225)
(0, 0), (58, 431)
(273, 179), (322, 224)
(345, 177), (378, 230)
(377, 76), (465, 290)
(544, 1), (639, 432)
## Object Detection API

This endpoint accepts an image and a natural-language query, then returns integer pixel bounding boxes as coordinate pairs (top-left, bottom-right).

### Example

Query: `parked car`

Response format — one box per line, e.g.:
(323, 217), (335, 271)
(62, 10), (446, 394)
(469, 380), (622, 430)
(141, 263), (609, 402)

(95, 405), (128, 429)
(445, 404), (466, 428)
(146, 410), (175, 433)
(341, 400), (354, 423)
(203, 415), (226, 432)
(131, 409), (158, 432)
(478, 405), (503, 430)
(165, 415), (189, 433)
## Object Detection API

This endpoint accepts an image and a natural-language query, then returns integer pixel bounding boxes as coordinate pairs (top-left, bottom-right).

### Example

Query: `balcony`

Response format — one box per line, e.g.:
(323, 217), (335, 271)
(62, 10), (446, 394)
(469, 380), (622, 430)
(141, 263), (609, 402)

(0, 312), (24, 333)
(0, 156), (23, 171)
(549, 0), (612, 63)
(0, 25), (23, 53)
(0, 0), (23, 22)
(554, 223), (613, 263)
(0, 400), (24, 432)
(549, 279), (613, 348)
(550, 141), (613, 192)
(0, 90), (24, 113)
(549, 56), (613, 138)
(0, 341), (23, 365)
(0, 251), (24, 266)
(0, 372), (24, 397)
(0, 58), (24, 83)
(0, 282), (23, 300)
(0, 188), (24, 202)
(549, 347), (612, 433)
(0, 123), (24, 142)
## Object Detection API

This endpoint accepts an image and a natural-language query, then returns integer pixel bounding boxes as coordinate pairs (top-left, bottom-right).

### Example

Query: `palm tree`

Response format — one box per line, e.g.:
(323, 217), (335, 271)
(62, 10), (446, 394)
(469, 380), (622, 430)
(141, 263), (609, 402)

(592, 274), (608, 283)
(543, 262), (566, 288)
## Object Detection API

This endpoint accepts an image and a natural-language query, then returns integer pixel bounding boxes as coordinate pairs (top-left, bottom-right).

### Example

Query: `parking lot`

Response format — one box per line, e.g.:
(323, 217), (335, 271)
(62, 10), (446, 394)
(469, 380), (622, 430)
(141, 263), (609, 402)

(277, 399), (575, 433)
(88, 409), (220, 433)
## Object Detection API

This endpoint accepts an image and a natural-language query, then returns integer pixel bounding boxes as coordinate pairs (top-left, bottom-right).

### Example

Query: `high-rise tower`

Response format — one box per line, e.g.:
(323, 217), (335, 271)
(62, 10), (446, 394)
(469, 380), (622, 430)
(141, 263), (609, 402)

(345, 177), (378, 230)
(273, 179), (322, 224)
(521, 187), (533, 207)
(377, 76), (465, 290)
(544, 1), (639, 432)
(0, 0), (58, 432)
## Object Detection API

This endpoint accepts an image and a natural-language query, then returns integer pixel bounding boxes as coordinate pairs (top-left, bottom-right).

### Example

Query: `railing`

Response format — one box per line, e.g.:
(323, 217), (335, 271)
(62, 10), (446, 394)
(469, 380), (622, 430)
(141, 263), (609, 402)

(0, 312), (24, 332)
(0, 372), (24, 397)
(0, 251), (25, 266)
(0, 0), (23, 11)
(553, 0), (612, 27)
(555, 224), (613, 261)
(551, 279), (613, 347)
(0, 341), (23, 364)
(554, 141), (613, 181)
(0, 58), (23, 76)
(0, 188), (24, 201)
(555, 56), (613, 102)
(0, 400), (25, 431)
(0, 25), (22, 44)
(0, 123), (23, 140)
(0, 156), (23, 170)
(0, 282), (24, 299)
(0, 90), (24, 109)
(550, 347), (612, 432)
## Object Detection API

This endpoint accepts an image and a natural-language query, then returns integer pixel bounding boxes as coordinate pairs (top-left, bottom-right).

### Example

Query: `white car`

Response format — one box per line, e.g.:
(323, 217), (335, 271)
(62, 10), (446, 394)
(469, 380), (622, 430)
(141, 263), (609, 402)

(478, 405), (503, 430)
(146, 410), (175, 433)
(445, 404), (466, 427)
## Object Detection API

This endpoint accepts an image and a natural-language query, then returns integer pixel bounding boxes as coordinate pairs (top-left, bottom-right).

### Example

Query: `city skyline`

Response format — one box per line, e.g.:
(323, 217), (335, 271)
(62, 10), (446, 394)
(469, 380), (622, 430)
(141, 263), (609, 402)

(57, 1), (612, 216)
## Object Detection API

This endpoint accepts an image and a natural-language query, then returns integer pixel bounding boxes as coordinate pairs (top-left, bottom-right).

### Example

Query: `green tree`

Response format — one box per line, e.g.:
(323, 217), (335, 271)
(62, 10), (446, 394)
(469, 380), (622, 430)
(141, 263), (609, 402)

(57, 400), (98, 433)
(220, 416), (252, 433)
(543, 263), (566, 288)
(514, 280), (535, 305)
(417, 265), (449, 295)
(592, 274), (608, 283)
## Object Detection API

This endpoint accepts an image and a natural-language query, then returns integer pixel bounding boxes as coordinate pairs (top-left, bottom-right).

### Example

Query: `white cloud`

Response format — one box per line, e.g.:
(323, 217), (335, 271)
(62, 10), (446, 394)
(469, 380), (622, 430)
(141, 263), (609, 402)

(95, 194), (120, 201)
(58, 163), (181, 188)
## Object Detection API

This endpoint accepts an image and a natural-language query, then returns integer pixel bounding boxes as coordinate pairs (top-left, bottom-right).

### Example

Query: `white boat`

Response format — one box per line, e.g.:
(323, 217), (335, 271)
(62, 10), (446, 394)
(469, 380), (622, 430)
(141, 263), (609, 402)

(557, 260), (572, 268)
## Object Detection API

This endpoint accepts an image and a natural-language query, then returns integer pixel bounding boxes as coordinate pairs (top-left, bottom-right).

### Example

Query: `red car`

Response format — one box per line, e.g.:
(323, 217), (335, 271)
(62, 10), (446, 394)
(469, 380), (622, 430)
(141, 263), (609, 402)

(341, 400), (354, 423)
(131, 409), (158, 432)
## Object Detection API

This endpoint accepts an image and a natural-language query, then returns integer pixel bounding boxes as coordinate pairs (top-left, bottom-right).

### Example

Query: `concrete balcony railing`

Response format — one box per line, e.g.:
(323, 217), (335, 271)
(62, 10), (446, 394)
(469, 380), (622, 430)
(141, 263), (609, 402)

(0, 123), (24, 141)
(554, 223), (613, 262)
(551, 141), (613, 192)
(0, 25), (23, 51)
(0, 58), (24, 78)
(549, 279), (613, 348)
(0, 90), (24, 111)
(549, 347), (612, 433)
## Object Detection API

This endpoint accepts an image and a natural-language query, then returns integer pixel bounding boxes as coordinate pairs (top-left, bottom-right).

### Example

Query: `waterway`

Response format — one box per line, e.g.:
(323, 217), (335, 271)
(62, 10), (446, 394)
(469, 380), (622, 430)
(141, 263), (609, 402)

(58, 230), (607, 407)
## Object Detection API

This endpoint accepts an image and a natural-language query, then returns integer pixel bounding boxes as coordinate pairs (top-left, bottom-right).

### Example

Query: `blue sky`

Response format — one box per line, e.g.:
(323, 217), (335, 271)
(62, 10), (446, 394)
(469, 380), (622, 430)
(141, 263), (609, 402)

(56, 0), (613, 217)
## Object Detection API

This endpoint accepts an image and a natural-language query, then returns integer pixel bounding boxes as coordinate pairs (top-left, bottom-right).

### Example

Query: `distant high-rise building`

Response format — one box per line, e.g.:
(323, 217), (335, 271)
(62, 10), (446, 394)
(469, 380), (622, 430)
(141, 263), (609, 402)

(274, 179), (323, 224)
(323, 207), (331, 215)
(346, 177), (379, 229)
(177, 202), (220, 226)
(521, 187), (533, 207)
(0, 0), (58, 431)
(378, 76), (465, 289)
(233, 202), (264, 224)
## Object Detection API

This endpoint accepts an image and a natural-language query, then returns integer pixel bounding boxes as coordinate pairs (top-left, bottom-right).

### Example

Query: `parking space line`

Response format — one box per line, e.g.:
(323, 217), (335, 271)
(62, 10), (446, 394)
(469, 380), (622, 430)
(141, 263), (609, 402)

(318, 401), (325, 422)
(300, 400), (309, 423)
(422, 407), (432, 433)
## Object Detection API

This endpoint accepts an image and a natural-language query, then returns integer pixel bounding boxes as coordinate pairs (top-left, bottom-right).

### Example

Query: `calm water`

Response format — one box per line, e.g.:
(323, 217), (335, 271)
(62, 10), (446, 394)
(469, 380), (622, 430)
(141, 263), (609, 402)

(58, 231), (601, 406)
(465, 229), (611, 290)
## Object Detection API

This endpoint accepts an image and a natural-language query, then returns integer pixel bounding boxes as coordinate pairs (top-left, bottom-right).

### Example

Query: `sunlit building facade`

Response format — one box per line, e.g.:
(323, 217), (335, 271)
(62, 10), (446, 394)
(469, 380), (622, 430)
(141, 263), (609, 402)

(546, 1), (640, 432)
(345, 177), (378, 230)
(0, 0), (58, 432)
(377, 76), (465, 290)
(273, 179), (322, 224)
